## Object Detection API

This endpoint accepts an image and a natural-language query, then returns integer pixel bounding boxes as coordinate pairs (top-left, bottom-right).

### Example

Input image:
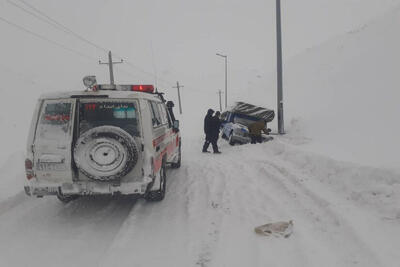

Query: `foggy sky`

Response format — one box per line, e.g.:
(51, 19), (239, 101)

(0, 0), (398, 94)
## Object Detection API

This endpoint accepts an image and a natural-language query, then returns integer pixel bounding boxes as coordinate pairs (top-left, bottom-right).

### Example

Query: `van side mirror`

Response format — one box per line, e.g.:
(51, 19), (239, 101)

(173, 120), (180, 132)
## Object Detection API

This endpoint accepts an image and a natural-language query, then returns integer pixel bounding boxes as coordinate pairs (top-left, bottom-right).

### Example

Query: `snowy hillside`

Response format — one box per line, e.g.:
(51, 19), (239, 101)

(280, 6), (400, 170)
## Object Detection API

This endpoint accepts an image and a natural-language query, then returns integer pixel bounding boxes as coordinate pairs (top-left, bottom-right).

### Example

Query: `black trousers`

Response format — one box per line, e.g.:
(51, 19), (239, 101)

(250, 134), (262, 144)
(203, 135), (219, 152)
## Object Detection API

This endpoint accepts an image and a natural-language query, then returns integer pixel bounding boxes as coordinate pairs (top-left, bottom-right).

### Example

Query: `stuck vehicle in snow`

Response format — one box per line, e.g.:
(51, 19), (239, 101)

(221, 102), (274, 145)
(24, 82), (181, 202)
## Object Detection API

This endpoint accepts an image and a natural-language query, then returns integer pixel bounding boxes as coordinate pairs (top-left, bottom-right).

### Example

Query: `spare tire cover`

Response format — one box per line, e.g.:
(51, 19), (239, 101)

(74, 126), (139, 181)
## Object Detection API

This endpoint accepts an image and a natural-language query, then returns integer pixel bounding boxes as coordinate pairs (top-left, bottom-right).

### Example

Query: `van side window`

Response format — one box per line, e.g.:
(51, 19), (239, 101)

(158, 103), (169, 125)
(149, 101), (161, 127)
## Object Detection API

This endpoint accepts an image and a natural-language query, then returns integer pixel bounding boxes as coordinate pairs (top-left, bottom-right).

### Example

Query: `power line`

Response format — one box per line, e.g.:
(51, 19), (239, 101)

(10, 0), (156, 70)
(0, 16), (97, 61)
(4, 0), (177, 86)
(7, 0), (65, 32)
(7, 0), (173, 85)
(123, 60), (175, 87)
(11, 0), (109, 54)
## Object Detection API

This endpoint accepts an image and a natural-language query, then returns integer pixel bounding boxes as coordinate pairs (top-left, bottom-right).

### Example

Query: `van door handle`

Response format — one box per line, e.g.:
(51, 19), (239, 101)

(156, 146), (160, 152)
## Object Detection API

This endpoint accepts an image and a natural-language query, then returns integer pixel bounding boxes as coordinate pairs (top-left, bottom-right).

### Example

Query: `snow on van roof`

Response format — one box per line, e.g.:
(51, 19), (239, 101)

(39, 90), (163, 101)
(225, 102), (275, 122)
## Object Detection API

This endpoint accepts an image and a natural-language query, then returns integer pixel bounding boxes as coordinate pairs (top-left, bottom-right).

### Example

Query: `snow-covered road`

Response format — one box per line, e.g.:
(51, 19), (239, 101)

(0, 136), (399, 267)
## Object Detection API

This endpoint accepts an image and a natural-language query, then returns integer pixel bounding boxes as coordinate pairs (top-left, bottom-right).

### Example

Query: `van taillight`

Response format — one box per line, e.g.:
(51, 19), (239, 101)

(25, 159), (34, 180)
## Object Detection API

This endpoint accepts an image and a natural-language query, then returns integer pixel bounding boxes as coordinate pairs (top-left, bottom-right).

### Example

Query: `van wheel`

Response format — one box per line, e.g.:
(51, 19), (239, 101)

(145, 162), (166, 201)
(171, 143), (181, 169)
(57, 192), (79, 203)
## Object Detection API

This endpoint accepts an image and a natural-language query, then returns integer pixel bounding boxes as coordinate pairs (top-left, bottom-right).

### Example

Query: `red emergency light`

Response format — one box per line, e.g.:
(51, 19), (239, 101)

(131, 85), (154, 93)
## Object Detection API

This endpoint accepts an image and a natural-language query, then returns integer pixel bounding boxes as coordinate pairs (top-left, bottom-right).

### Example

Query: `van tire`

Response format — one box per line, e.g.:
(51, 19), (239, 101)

(57, 192), (79, 203)
(74, 126), (139, 181)
(145, 162), (166, 201)
(171, 143), (181, 169)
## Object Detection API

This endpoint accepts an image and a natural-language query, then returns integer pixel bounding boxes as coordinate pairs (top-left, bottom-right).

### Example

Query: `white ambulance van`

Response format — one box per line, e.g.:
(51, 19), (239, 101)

(24, 82), (181, 202)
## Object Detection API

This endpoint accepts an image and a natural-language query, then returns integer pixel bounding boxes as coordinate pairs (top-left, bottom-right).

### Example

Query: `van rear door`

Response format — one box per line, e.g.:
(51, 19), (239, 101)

(33, 99), (76, 183)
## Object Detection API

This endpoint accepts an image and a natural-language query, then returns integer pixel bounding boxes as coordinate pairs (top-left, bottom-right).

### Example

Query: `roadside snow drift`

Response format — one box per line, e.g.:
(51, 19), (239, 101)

(281, 6), (400, 170)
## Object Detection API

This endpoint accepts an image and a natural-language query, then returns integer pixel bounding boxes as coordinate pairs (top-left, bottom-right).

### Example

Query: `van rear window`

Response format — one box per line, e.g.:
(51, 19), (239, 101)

(79, 101), (140, 137)
(37, 101), (73, 140)
(42, 103), (71, 124)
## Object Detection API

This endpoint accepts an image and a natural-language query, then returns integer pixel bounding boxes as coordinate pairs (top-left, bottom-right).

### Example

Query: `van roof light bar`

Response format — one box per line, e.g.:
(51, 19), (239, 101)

(96, 84), (155, 93)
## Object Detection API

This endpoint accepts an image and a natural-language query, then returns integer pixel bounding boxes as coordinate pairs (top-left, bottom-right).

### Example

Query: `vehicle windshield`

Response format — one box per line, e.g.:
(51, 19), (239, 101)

(79, 101), (140, 137)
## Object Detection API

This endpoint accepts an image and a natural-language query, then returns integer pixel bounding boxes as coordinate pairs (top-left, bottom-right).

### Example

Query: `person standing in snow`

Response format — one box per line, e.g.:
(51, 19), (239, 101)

(210, 111), (222, 153)
(202, 109), (220, 153)
(248, 119), (270, 144)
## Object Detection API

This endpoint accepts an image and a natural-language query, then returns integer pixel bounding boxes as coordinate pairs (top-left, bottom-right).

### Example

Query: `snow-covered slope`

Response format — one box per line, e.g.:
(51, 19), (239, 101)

(280, 6), (400, 170)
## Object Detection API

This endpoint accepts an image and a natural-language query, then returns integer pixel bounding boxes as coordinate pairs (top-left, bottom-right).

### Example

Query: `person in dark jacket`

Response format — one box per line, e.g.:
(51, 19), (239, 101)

(210, 111), (222, 152)
(202, 109), (220, 153)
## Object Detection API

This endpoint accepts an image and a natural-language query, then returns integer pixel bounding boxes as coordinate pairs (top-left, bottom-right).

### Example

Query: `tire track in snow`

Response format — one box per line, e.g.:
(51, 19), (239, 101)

(0, 195), (136, 267)
(165, 153), (231, 267)
(255, 159), (384, 267)
(100, 166), (196, 267)
(0, 191), (29, 216)
(189, 159), (229, 267)
(100, 151), (236, 267)
(265, 152), (400, 266)
(207, 151), (311, 267)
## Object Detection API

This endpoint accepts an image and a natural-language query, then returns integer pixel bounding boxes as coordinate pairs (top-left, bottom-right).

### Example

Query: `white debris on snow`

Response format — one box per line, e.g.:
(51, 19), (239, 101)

(254, 220), (294, 238)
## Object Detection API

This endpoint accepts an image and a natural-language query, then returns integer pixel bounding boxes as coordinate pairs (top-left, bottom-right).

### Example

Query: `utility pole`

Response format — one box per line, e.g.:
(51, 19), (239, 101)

(217, 90), (223, 112)
(173, 81), (184, 114)
(216, 53), (228, 108)
(276, 0), (285, 134)
(99, 51), (123, 85)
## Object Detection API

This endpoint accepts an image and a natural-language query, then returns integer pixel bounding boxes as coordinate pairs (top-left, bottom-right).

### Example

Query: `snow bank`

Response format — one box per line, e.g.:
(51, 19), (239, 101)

(280, 6), (400, 170)
(269, 139), (400, 220)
